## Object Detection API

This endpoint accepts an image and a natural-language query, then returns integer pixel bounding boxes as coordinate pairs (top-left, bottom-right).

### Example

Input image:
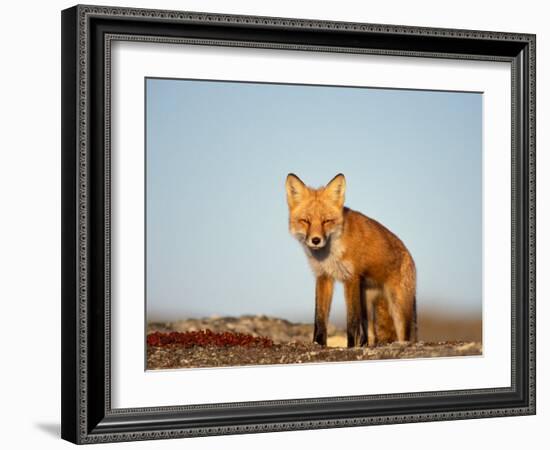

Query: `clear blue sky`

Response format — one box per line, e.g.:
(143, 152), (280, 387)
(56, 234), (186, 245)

(146, 78), (482, 324)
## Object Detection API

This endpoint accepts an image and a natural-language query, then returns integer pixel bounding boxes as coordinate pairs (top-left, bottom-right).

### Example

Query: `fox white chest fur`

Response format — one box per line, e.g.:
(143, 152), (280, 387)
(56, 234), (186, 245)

(303, 236), (354, 281)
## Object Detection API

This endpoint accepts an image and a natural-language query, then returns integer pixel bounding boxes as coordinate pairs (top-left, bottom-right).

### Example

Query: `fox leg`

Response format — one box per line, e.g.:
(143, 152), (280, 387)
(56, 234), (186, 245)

(359, 283), (377, 347)
(361, 288), (380, 347)
(359, 283), (369, 346)
(344, 277), (362, 347)
(385, 285), (414, 342)
(313, 275), (334, 345)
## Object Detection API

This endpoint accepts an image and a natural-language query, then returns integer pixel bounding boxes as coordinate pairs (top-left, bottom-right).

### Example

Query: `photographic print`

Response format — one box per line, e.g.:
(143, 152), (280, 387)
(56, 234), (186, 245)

(145, 78), (483, 370)
(62, 6), (535, 443)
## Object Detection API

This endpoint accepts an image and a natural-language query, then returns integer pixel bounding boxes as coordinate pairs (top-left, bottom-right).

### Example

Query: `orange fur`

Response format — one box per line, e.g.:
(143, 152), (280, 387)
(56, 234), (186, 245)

(286, 173), (417, 347)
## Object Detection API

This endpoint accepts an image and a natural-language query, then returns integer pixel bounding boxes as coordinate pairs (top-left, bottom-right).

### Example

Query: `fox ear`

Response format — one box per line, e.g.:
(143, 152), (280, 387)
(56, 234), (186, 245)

(324, 173), (346, 206)
(286, 173), (307, 207)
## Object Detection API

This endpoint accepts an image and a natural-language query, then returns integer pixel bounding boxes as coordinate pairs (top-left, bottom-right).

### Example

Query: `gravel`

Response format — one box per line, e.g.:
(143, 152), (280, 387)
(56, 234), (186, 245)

(147, 340), (482, 370)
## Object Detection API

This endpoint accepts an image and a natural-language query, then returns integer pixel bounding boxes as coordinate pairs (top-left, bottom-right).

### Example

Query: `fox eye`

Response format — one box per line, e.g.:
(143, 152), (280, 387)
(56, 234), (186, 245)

(323, 219), (335, 225)
(299, 219), (310, 225)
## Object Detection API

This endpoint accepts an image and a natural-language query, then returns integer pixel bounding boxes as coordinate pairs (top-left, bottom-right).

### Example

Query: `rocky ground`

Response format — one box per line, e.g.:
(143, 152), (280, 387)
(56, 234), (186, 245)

(147, 315), (482, 370)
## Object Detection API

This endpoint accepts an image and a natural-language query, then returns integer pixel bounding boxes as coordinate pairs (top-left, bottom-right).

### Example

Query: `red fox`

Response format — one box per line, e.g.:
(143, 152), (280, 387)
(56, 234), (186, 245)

(285, 173), (417, 348)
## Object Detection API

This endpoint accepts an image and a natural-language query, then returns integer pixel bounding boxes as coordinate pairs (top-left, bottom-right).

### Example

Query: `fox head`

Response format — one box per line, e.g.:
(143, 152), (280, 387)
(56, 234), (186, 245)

(285, 173), (346, 250)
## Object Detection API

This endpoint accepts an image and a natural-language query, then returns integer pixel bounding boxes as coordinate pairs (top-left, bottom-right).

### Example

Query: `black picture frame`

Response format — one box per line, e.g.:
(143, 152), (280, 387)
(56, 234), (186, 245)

(61, 4), (536, 444)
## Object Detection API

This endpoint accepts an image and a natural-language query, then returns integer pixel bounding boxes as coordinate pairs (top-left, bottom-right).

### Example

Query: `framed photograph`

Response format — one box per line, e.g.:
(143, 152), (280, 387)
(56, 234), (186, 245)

(61, 4), (536, 444)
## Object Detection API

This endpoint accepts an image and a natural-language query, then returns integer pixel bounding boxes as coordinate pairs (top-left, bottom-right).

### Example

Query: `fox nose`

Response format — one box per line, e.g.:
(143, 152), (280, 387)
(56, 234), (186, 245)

(311, 237), (321, 245)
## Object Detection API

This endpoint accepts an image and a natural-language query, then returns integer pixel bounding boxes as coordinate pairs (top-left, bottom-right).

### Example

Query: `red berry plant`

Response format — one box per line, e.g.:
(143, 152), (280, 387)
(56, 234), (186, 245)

(147, 329), (273, 348)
